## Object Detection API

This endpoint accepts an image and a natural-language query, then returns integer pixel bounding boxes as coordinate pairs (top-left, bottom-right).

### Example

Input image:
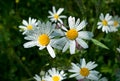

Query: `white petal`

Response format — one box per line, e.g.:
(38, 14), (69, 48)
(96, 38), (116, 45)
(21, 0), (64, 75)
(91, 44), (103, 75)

(68, 16), (75, 29)
(39, 46), (45, 50)
(28, 17), (31, 24)
(19, 26), (27, 30)
(78, 31), (93, 40)
(52, 37), (66, 50)
(86, 62), (98, 70)
(48, 16), (53, 18)
(60, 70), (64, 75)
(48, 68), (53, 74)
(33, 74), (41, 81)
(52, 29), (64, 36)
(81, 58), (86, 68)
(69, 73), (79, 78)
(75, 18), (80, 27)
(76, 75), (84, 80)
(22, 20), (28, 26)
(108, 21), (113, 25)
(97, 22), (102, 25)
(105, 13), (112, 21)
(24, 35), (37, 40)
(48, 11), (54, 16)
(69, 63), (80, 72)
(52, 6), (56, 14)
(57, 8), (64, 15)
(105, 13), (109, 20)
(117, 48), (120, 53)
(59, 15), (67, 18)
(22, 31), (27, 35)
(90, 70), (99, 75)
(76, 20), (87, 31)
(58, 18), (63, 24)
(98, 25), (102, 29)
(23, 41), (37, 48)
(70, 40), (76, 54)
(102, 26), (110, 33)
(47, 45), (56, 58)
(31, 18), (37, 25)
(61, 26), (68, 31)
(45, 21), (52, 34)
(76, 38), (88, 49)
(62, 41), (70, 53)
(87, 73), (98, 80)
(100, 13), (104, 20)
(107, 16), (112, 21)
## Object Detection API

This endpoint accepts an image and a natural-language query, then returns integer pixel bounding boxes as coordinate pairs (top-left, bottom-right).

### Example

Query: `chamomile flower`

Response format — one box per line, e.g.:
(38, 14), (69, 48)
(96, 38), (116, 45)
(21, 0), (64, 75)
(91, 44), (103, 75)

(45, 68), (66, 81)
(48, 6), (66, 24)
(19, 17), (38, 35)
(34, 74), (46, 81)
(68, 58), (99, 80)
(97, 13), (113, 33)
(58, 16), (93, 54)
(110, 15), (120, 32)
(23, 21), (57, 58)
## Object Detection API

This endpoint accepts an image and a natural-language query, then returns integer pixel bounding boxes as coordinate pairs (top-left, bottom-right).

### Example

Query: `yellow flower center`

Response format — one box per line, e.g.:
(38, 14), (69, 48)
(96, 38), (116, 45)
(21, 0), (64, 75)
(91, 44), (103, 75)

(114, 21), (118, 27)
(52, 76), (60, 81)
(15, 0), (19, 3)
(27, 25), (33, 30)
(54, 14), (59, 20)
(66, 29), (78, 40)
(38, 34), (50, 46)
(80, 67), (90, 77)
(102, 20), (108, 26)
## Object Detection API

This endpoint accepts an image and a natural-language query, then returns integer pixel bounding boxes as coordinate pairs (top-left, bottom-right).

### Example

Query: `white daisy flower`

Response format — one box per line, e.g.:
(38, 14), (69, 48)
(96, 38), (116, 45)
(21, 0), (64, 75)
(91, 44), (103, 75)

(68, 58), (99, 80)
(19, 17), (38, 35)
(45, 68), (66, 81)
(57, 16), (93, 54)
(34, 74), (46, 81)
(110, 15), (120, 32)
(48, 6), (67, 24)
(97, 13), (113, 33)
(23, 21), (56, 58)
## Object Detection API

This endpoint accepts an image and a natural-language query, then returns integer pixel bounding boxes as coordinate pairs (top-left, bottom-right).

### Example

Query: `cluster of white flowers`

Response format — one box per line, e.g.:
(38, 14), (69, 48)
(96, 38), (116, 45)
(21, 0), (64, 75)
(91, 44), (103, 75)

(19, 6), (93, 58)
(18, 6), (119, 81)
(97, 13), (120, 33)
(33, 58), (108, 81)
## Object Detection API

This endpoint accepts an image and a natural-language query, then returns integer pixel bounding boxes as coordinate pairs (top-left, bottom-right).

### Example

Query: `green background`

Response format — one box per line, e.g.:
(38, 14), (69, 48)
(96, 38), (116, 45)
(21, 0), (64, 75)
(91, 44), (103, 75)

(0, 0), (120, 81)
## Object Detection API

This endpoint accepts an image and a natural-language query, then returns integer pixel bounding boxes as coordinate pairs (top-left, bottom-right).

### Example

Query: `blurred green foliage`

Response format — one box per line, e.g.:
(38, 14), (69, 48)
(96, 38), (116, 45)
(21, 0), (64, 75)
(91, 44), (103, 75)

(0, 0), (120, 81)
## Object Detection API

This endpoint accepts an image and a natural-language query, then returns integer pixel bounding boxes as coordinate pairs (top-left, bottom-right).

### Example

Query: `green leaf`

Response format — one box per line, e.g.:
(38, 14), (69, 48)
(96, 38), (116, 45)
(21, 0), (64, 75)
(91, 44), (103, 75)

(101, 66), (112, 73)
(91, 38), (109, 50)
